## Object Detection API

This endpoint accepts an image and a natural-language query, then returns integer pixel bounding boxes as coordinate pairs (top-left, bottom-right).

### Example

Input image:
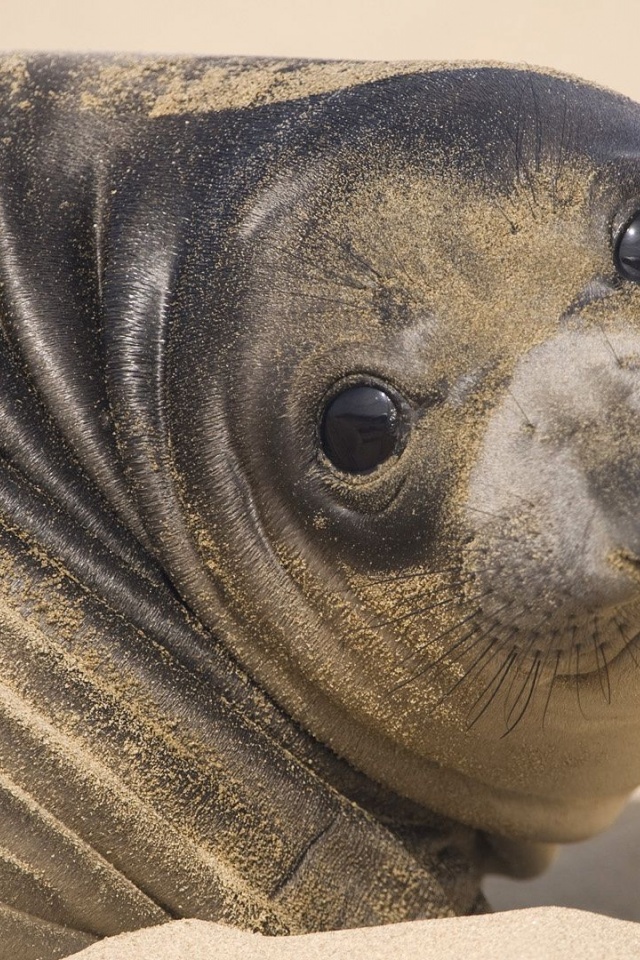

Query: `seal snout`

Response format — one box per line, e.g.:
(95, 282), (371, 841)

(463, 328), (640, 673)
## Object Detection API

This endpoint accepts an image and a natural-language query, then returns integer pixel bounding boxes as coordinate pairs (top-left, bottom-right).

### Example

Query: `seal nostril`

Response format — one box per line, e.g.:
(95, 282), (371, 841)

(608, 549), (640, 583)
(618, 354), (640, 371)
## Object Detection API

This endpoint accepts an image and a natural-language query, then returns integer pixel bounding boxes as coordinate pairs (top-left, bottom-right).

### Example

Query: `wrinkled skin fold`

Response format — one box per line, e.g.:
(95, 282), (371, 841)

(0, 54), (639, 960)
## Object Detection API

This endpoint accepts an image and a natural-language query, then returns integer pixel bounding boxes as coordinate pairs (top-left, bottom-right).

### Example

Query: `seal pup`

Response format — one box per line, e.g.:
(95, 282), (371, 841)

(0, 55), (640, 959)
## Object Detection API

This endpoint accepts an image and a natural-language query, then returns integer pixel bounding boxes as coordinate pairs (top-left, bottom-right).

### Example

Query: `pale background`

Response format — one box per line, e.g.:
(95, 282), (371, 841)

(1, 0), (639, 922)
(0, 0), (639, 102)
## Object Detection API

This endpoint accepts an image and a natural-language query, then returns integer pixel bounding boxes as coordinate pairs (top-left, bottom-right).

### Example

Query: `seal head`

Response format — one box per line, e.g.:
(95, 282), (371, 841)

(145, 68), (640, 843)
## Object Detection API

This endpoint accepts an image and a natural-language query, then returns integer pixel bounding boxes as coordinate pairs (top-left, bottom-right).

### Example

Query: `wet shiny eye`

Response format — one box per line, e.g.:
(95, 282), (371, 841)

(615, 211), (640, 282)
(320, 384), (405, 473)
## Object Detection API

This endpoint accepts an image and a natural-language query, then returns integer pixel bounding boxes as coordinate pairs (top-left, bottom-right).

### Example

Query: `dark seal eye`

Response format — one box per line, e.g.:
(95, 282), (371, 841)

(320, 384), (404, 473)
(615, 211), (640, 282)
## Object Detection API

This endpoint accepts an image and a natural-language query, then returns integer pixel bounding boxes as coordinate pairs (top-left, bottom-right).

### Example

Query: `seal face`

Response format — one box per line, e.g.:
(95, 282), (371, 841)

(2, 54), (640, 954)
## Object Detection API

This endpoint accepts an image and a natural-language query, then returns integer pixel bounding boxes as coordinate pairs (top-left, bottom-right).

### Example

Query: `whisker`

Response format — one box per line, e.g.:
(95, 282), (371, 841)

(425, 603), (519, 704)
(409, 607), (485, 656)
(339, 239), (386, 282)
(593, 619), (611, 704)
(501, 621), (545, 717)
(502, 654), (542, 736)
(390, 596), (512, 694)
(469, 528), (525, 545)
(389, 611), (484, 689)
(597, 642), (612, 704)
(403, 590), (509, 664)
(426, 621), (502, 690)
(466, 647), (518, 729)
(366, 565), (465, 586)
(341, 218), (421, 297)
(596, 320), (622, 367)
(436, 634), (502, 706)
(343, 228), (418, 306)
(374, 585), (488, 629)
(274, 287), (360, 310)
(574, 639), (588, 719)
(506, 387), (535, 429)
(465, 505), (513, 522)
(492, 199), (518, 235)
(505, 648), (540, 726)
(542, 649), (562, 729)
(482, 483), (536, 509)
(277, 243), (373, 293)
(615, 618), (639, 668)
(432, 622), (488, 666)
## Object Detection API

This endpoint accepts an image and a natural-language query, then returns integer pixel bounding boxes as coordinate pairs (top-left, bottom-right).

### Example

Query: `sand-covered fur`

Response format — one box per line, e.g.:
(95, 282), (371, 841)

(0, 56), (639, 959)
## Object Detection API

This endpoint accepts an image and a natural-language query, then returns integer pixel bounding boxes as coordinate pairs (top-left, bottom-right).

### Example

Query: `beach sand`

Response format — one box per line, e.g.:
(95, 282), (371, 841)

(69, 909), (640, 959)
(65, 793), (640, 958)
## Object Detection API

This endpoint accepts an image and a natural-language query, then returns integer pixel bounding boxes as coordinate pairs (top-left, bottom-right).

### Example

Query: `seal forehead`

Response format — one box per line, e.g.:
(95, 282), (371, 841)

(239, 157), (603, 391)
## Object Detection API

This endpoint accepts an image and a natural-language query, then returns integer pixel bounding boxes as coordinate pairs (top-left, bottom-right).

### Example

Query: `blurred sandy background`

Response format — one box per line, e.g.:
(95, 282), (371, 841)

(1, 0), (639, 923)
(0, 0), (639, 102)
